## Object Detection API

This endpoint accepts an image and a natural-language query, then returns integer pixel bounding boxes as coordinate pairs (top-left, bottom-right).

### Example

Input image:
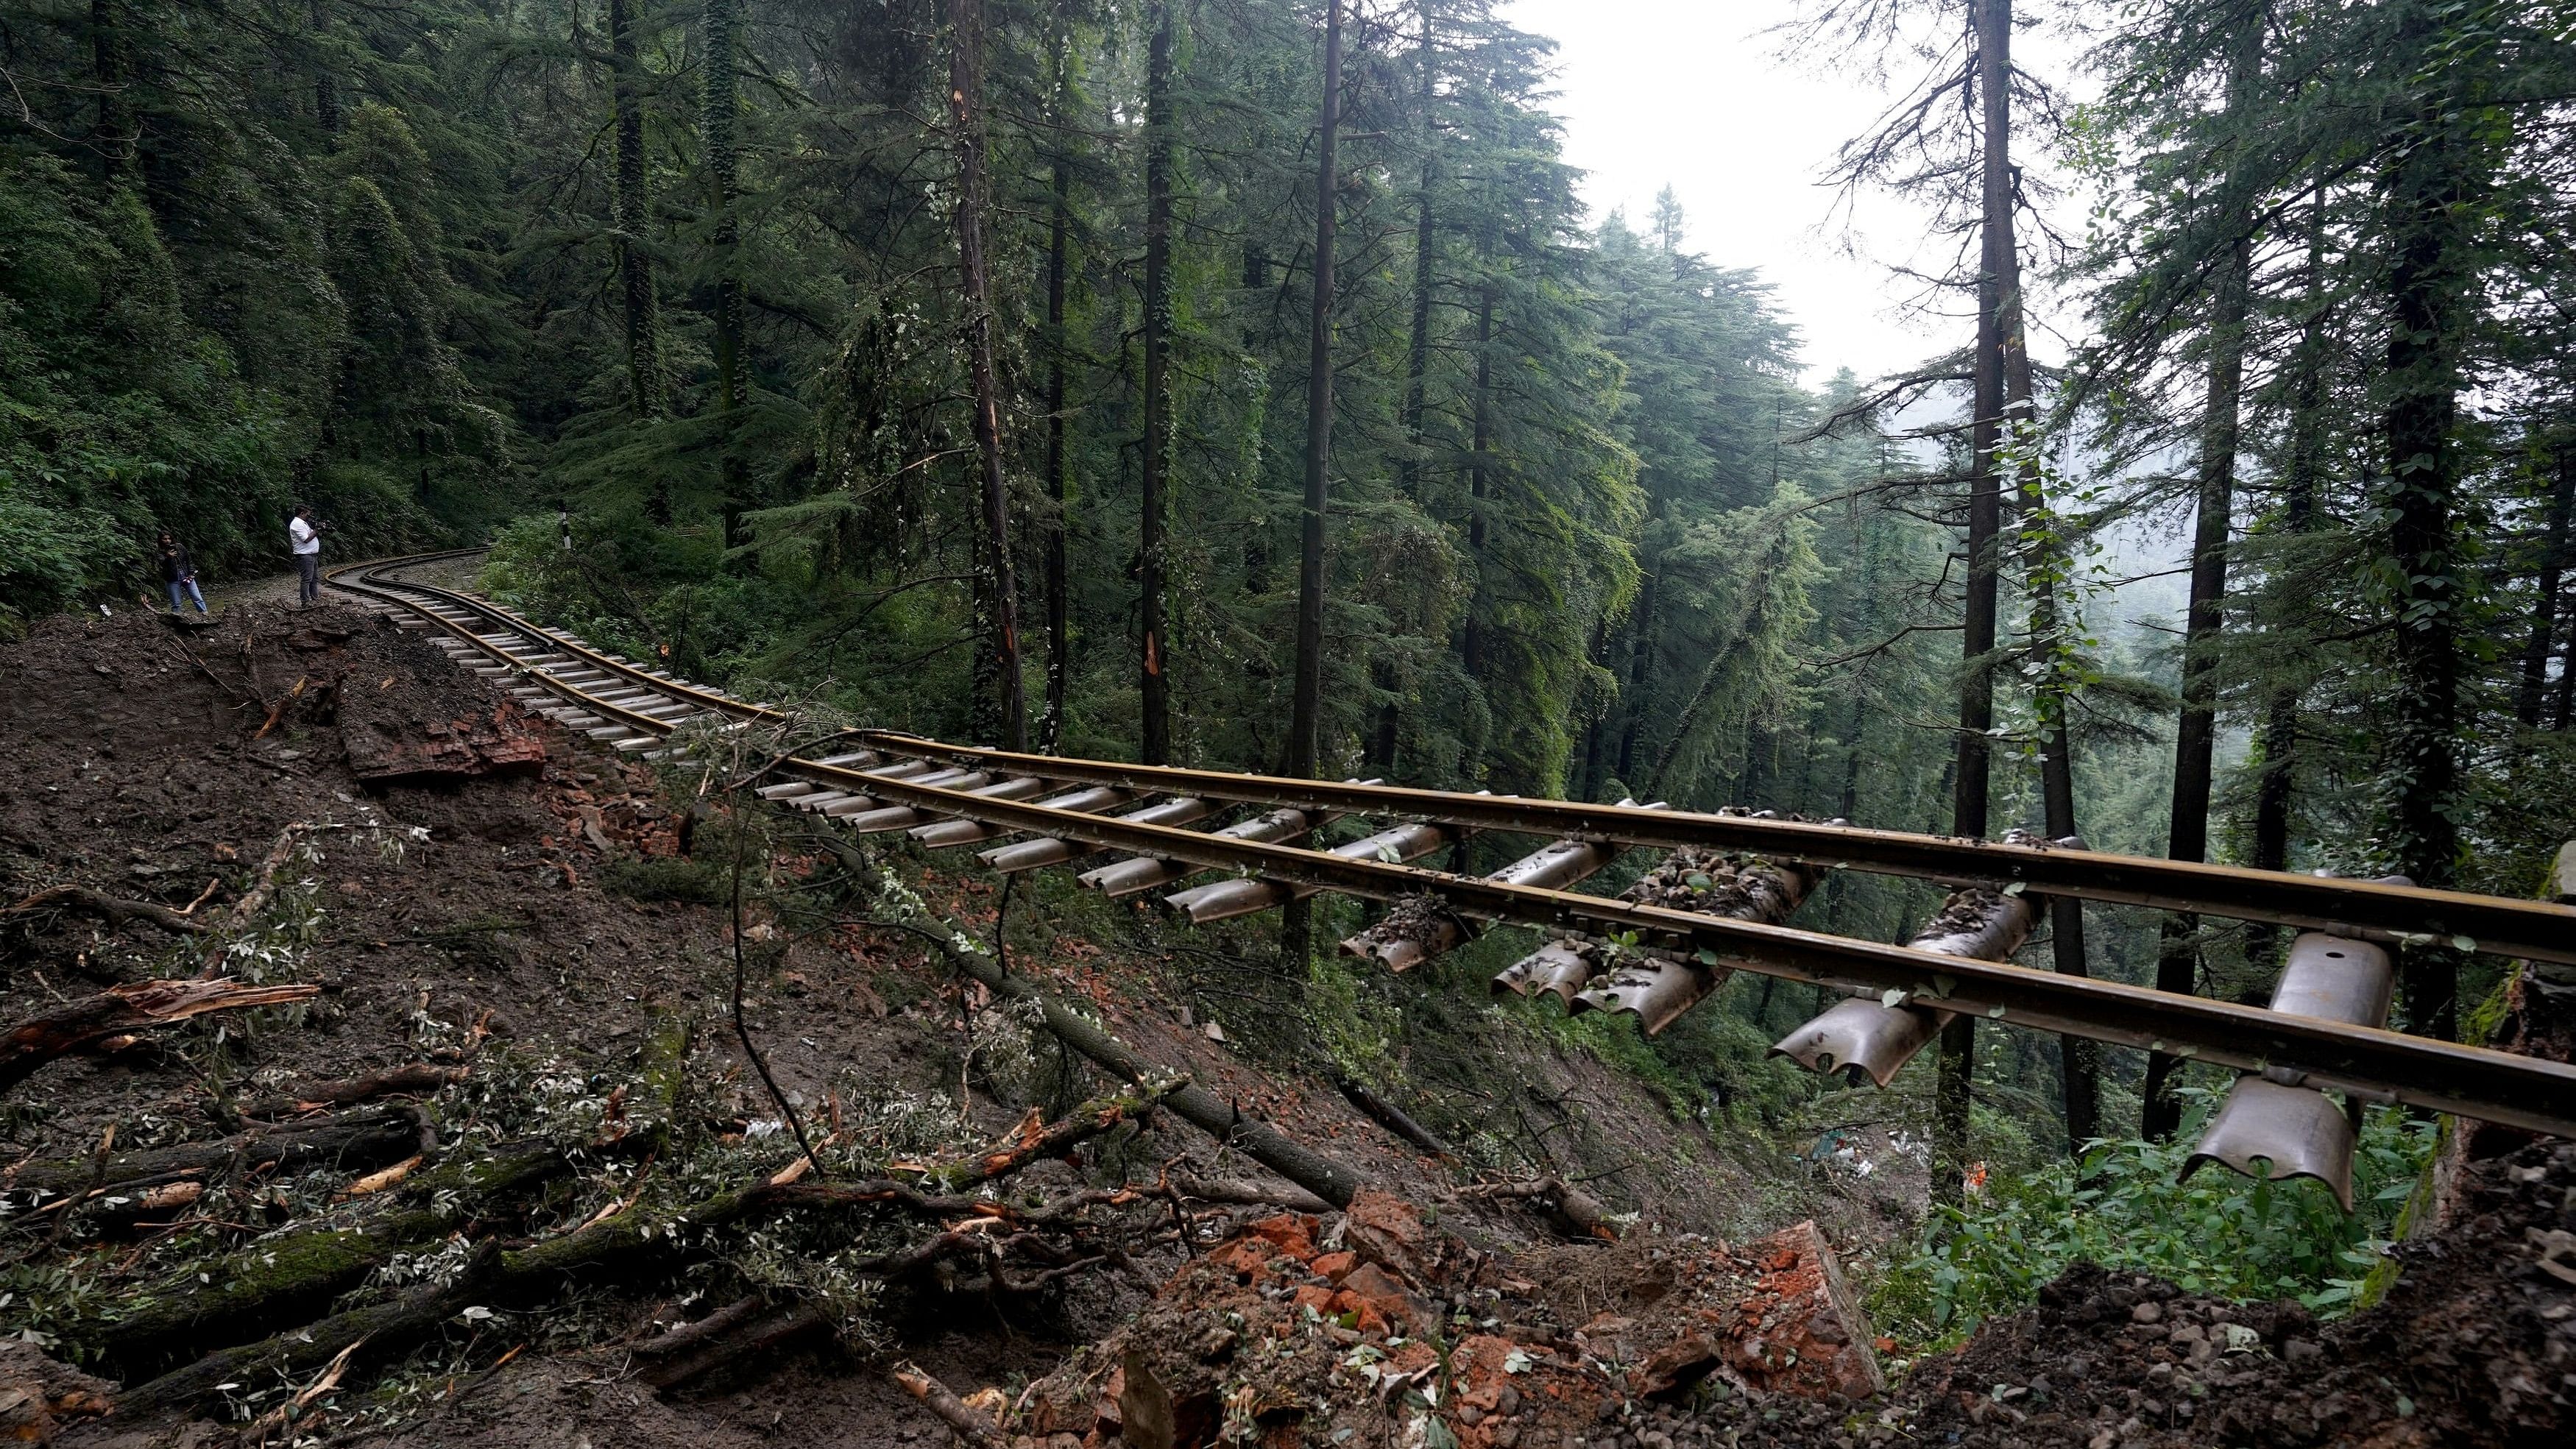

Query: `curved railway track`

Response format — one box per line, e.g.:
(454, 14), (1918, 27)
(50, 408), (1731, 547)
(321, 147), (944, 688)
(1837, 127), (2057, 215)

(330, 550), (2576, 1150)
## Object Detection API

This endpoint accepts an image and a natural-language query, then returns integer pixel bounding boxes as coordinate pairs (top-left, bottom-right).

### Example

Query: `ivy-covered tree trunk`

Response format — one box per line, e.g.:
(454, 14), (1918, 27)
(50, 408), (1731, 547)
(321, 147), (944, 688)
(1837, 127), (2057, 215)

(2001, 297), (2100, 1152)
(2376, 1), (2488, 1041)
(1613, 561), (1658, 786)
(1139, 0), (1176, 765)
(608, 0), (668, 428)
(2142, 2), (2260, 1141)
(946, 0), (1026, 752)
(703, 0), (749, 548)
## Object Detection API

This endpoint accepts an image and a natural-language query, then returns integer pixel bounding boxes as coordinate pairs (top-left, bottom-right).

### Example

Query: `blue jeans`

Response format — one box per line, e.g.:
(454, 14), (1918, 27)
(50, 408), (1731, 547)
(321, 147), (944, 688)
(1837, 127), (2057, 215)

(167, 577), (206, 614)
(297, 553), (321, 604)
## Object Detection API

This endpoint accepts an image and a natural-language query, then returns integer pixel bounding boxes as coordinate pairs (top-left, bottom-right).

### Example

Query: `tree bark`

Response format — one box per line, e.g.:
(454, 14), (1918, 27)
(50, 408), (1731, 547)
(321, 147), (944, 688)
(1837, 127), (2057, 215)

(1399, 0), (1437, 504)
(1139, 0), (1177, 765)
(2376, 4), (2485, 1042)
(2251, 182), (2331, 905)
(1936, 0), (2017, 1212)
(1955, 0), (2011, 850)
(1041, 24), (1074, 753)
(1281, 0), (1345, 973)
(1460, 280), (1494, 683)
(4, 883), (208, 938)
(2143, 4), (2261, 1139)
(1287, 0), (1343, 782)
(89, 0), (133, 174)
(2516, 445), (2573, 727)
(608, 0), (668, 425)
(702, 0), (744, 414)
(946, 0), (1027, 751)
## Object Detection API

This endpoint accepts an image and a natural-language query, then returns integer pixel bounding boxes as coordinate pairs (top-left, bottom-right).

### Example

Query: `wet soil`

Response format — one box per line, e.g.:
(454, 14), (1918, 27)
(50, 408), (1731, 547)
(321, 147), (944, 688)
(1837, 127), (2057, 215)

(3, 598), (2566, 1449)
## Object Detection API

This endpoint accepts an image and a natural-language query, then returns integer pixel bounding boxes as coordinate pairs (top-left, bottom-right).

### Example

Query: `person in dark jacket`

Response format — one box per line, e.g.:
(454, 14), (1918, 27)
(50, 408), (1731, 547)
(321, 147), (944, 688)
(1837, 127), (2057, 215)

(158, 532), (208, 615)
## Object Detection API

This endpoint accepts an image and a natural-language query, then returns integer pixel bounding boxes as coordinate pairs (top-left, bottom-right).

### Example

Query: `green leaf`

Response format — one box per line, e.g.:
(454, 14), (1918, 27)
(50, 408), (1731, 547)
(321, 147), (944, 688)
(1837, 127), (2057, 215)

(1881, 988), (1907, 1008)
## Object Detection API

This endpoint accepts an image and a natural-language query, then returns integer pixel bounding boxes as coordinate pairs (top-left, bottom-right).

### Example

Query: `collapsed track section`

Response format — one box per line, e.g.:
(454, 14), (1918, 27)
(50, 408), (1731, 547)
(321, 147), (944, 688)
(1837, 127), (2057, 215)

(329, 551), (2576, 1161)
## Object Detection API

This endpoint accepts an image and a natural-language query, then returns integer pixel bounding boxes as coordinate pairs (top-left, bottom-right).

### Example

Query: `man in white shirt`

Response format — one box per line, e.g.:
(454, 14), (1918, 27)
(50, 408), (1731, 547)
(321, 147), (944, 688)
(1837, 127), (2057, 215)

(289, 506), (324, 606)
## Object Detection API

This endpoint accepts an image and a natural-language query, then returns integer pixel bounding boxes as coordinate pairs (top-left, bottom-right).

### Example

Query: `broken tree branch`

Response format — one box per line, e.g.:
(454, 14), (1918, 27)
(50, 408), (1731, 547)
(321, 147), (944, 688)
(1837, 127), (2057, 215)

(238, 1063), (471, 1121)
(2, 885), (210, 938)
(0, 977), (321, 1094)
(891, 1359), (1011, 1449)
(1457, 1176), (1616, 1241)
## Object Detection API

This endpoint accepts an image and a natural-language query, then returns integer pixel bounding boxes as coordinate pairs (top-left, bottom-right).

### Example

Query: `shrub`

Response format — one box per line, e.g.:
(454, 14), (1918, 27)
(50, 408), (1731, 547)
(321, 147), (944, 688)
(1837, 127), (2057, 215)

(1866, 1086), (2435, 1348)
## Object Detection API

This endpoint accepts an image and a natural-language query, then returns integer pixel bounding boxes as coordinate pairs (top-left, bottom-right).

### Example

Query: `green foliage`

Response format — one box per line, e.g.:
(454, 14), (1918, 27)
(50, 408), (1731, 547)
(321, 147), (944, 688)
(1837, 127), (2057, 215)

(1868, 1091), (2437, 1349)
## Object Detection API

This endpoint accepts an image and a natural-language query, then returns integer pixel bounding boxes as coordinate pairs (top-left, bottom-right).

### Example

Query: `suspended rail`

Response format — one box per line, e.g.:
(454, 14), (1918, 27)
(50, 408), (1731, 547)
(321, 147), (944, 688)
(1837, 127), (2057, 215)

(328, 551), (2576, 1142)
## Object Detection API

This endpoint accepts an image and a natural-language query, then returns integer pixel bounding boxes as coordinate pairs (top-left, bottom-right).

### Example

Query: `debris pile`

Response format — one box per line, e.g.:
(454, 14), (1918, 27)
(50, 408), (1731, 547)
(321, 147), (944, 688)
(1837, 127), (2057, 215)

(1013, 1191), (1883, 1449)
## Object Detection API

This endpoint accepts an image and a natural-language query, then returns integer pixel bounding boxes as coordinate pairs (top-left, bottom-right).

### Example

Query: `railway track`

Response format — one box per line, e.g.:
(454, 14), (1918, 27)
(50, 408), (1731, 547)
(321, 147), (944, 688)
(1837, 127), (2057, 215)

(330, 550), (2576, 1167)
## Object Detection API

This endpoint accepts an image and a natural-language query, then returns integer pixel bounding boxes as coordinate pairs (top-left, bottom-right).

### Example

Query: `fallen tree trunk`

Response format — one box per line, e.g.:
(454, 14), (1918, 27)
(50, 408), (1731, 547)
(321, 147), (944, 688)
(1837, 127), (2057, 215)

(239, 1062), (470, 1120)
(1, 978), (319, 1094)
(1323, 1064), (1455, 1162)
(839, 898), (1367, 1208)
(82, 1136), (565, 1378)
(1457, 1175), (1616, 1241)
(122, 1085), (1166, 1412)
(641, 1302), (833, 1389)
(1, 1103), (420, 1202)
(1170, 1171), (1333, 1215)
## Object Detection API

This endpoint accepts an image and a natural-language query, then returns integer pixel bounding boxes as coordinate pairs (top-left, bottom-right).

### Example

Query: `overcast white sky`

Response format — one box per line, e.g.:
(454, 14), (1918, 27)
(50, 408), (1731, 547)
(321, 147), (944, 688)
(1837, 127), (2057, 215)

(1503, 0), (2076, 385)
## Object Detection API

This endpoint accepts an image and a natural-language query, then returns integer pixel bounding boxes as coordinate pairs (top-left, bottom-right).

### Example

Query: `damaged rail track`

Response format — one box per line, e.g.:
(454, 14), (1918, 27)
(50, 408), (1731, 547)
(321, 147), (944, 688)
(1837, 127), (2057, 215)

(328, 551), (2576, 1156)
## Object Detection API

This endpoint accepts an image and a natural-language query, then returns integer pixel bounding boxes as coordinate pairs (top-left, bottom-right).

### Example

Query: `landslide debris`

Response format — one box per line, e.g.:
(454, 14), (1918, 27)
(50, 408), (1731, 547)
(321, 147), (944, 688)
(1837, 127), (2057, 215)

(0, 597), (2568, 1449)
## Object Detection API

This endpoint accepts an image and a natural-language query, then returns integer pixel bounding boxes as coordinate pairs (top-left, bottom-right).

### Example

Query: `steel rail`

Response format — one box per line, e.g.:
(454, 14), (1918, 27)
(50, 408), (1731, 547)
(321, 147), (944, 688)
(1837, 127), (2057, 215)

(843, 735), (2576, 966)
(799, 759), (2576, 1137)
(328, 555), (2576, 967)
(323, 552), (2576, 1136)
